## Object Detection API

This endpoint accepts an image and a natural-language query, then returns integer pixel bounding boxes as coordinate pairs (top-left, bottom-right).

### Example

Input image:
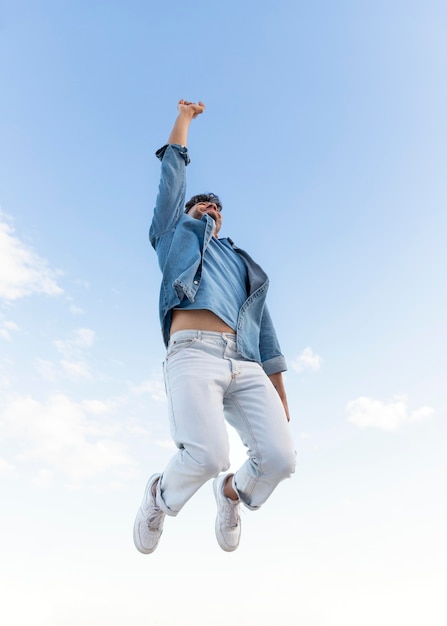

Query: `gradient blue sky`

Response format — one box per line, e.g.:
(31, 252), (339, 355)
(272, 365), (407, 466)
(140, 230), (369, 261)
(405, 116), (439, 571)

(1, 1), (446, 625)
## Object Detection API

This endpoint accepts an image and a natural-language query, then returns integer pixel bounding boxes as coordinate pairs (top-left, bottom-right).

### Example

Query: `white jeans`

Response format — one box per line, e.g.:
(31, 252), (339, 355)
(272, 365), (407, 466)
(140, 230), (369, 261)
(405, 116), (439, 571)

(155, 330), (296, 515)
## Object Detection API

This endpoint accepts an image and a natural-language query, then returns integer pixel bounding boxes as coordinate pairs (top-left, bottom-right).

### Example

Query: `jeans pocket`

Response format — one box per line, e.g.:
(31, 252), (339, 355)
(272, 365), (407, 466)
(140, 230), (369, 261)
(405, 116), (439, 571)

(166, 337), (197, 359)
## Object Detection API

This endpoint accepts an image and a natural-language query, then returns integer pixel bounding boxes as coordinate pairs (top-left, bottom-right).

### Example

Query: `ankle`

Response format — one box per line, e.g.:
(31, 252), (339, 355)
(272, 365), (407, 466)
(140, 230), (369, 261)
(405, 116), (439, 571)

(223, 474), (239, 501)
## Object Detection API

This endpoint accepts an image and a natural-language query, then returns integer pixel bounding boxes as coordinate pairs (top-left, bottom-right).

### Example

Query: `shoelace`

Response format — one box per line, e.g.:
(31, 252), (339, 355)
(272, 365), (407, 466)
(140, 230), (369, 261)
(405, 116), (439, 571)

(224, 500), (240, 528)
(147, 504), (164, 530)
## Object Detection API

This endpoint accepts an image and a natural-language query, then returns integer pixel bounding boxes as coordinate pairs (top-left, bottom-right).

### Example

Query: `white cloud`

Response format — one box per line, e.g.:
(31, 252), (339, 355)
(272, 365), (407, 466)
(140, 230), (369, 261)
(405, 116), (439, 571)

(0, 320), (20, 341)
(131, 376), (166, 402)
(32, 468), (53, 488)
(0, 357), (14, 388)
(54, 327), (96, 356)
(81, 399), (120, 415)
(154, 439), (176, 450)
(0, 393), (137, 484)
(4, 320), (19, 330)
(346, 395), (433, 431)
(291, 347), (323, 373)
(60, 359), (92, 380)
(342, 498), (354, 507)
(69, 304), (84, 315)
(0, 213), (63, 301)
(74, 279), (90, 289)
(35, 358), (57, 382)
(0, 457), (16, 476)
(37, 328), (97, 381)
(299, 432), (312, 439)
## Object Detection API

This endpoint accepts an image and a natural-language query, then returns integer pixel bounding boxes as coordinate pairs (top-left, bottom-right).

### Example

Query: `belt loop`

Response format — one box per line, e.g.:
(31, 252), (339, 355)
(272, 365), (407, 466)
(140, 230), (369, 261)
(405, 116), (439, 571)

(197, 330), (202, 340)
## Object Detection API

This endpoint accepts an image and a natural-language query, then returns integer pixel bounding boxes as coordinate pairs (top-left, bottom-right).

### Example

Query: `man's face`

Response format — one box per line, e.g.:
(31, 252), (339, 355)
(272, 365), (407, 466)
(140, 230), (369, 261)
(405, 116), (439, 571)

(187, 201), (222, 235)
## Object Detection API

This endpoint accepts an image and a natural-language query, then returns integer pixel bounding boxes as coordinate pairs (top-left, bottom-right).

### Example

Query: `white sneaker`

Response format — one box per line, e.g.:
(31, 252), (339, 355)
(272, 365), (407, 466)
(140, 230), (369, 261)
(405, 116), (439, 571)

(133, 474), (165, 554)
(213, 473), (241, 552)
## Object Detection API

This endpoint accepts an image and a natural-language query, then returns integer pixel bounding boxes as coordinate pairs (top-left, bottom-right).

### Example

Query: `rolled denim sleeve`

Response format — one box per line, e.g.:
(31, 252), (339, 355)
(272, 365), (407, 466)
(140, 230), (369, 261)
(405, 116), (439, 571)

(155, 144), (190, 165)
(149, 144), (190, 247)
(259, 305), (287, 375)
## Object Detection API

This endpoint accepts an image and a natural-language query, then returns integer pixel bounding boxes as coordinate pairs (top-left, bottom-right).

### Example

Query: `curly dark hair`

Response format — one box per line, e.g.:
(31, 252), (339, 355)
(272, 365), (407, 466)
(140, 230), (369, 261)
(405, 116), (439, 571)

(185, 192), (223, 214)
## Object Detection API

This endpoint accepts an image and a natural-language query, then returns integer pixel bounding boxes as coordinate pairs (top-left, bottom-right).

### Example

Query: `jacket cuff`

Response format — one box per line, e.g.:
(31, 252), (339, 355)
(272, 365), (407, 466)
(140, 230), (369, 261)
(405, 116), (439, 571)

(262, 355), (287, 375)
(155, 144), (190, 165)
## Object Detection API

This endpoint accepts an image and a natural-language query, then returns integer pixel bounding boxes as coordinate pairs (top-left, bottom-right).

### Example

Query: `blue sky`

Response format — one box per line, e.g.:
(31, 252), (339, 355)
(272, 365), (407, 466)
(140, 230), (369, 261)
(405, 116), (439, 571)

(1, 1), (446, 625)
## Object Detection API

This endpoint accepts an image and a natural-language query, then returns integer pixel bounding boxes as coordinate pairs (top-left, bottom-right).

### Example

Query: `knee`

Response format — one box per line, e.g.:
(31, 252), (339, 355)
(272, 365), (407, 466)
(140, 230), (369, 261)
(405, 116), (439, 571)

(201, 456), (230, 477)
(191, 444), (230, 478)
(264, 447), (296, 481)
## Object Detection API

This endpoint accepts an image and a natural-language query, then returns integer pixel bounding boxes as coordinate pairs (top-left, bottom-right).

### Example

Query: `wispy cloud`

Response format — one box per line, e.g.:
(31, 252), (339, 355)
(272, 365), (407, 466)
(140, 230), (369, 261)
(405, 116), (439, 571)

(291, 347), (323, 373)
(74, 279), (90, 289)
(154, 439), (176, 450)
(0, 320), (20, 341)
(0, 457), (16, 476)
(0, 357), (15, 388)
(54, 328), (96, 355)
(60, 359), (92, 379)
(69, 304), (84, 316)
(130, 376), (166, 402)
(0, 213), (63, 301)
(81, 399), (121, 415)
(0, 393), (137, 486)
(35, 358), (57, 382)
(36, 328), (97, 381)
(32, 468), (53, 488)
(299, 432), (312, 439)
(347, 395), (433, 431)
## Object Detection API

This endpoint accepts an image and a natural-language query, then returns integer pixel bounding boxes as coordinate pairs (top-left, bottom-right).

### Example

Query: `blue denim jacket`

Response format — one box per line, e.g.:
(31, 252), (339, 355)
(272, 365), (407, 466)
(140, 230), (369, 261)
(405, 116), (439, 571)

(149, 144), (287, 375)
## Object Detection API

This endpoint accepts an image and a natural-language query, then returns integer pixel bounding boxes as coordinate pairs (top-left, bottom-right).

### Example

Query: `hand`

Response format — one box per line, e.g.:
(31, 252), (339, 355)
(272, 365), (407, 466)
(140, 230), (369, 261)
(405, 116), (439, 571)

(268, 372), (291, 422)
(281, 396), (291, 422)
(177, 99), (206, 118)
(167, 100), (205, 145)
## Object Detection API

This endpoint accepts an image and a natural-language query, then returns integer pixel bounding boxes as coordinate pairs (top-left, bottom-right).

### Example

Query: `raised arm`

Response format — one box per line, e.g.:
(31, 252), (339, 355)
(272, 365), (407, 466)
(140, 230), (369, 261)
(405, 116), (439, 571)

(168, 99), (206, 146)
(150, 100), (205, 247)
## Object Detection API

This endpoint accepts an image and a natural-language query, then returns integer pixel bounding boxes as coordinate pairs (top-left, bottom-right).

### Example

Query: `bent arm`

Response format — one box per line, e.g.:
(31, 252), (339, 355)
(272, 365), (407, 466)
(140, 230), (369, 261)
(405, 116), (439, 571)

(268, 372), (290, 422)
(259, 305), (287, 374)
(259, 305), (290, 421)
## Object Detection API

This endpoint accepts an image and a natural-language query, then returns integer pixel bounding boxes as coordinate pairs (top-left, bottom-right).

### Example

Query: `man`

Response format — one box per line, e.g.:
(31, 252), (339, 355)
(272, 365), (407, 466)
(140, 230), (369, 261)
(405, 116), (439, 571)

(133, 100), (295, 553)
